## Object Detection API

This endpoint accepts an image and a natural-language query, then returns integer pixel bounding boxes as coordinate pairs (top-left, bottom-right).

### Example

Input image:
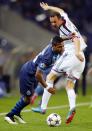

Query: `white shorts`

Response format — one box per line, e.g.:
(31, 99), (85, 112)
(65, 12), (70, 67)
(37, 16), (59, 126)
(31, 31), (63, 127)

(52, 51), (85, 79)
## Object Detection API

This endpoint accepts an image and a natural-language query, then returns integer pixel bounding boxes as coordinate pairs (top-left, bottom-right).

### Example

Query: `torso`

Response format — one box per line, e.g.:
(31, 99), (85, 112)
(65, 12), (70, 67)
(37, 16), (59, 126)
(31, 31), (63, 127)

(59, 12), (87, 53)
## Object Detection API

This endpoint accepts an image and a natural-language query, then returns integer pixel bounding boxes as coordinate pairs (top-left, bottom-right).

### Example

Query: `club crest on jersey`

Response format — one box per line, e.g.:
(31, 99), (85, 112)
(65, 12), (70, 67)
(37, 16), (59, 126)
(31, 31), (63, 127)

(40, 63), (46, 69)
(26, 90), (31, 96)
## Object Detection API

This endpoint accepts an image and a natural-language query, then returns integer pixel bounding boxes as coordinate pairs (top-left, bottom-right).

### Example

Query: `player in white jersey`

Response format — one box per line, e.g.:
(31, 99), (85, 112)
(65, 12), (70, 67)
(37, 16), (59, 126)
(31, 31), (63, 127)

(33, 2), (87, 124)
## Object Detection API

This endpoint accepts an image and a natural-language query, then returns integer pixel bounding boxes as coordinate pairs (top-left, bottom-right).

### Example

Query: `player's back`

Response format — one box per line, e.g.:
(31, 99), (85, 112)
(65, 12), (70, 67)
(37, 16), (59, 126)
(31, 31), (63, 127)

(20, 43), (60, 77)
(20, 44), (52, 76)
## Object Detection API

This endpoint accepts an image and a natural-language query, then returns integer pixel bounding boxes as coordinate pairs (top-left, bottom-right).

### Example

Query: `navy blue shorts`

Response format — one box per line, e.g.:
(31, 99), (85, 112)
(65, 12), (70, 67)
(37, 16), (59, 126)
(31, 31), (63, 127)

(19, 65), (38, 97)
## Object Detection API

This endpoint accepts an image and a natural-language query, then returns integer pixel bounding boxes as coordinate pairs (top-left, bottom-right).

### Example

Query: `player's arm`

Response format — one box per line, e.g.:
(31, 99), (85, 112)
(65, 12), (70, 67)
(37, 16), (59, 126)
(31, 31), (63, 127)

(46, 71), (57, 94)
(73, 37), (84, 62)
(61, 33), (76, 40)
(35, 68), (47, 88)
(35, 69), (56, 94)
(40, 2), (64, 14)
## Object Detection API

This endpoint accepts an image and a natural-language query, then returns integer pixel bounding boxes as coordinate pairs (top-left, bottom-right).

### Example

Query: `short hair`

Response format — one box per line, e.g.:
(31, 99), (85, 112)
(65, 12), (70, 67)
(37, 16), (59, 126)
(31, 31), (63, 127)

(51, 36), (64, 46)
(46, 10), (61, 19)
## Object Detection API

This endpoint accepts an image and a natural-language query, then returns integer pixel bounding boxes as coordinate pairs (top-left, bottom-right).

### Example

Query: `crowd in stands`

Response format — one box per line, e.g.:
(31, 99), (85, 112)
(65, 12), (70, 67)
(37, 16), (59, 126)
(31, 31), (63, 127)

(0, 0), (92, 52)
(0, 36), (36, 97)
(0, 0), (92, 34)
(0, 0), (92, 96)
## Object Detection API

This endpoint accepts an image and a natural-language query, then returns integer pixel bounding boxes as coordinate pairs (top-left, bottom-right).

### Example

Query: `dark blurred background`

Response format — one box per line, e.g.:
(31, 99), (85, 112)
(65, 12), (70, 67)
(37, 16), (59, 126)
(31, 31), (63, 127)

(0, 0), (92, 97)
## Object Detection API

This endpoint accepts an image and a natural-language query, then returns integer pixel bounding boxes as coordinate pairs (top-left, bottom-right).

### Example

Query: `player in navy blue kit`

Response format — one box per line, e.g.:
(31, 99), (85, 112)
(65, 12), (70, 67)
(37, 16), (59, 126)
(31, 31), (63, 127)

(30, 66), (51, 105)
(4, 36), (65, 124)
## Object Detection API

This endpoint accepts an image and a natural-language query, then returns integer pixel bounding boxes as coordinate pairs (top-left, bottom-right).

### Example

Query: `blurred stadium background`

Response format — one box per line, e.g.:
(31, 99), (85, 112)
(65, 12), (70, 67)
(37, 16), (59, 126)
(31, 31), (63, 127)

(0, 0), (92, 96)
(0, 1), (92, 130)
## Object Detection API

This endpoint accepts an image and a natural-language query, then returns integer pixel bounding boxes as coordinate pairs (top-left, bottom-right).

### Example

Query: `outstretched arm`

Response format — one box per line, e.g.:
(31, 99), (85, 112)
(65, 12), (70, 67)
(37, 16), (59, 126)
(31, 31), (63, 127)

(35, 69), (56, 94)
(35, 69), (47, 88)
(40, 2), (64, 14)
(46, 71), (57, 94)
(61, 33), (76, 41)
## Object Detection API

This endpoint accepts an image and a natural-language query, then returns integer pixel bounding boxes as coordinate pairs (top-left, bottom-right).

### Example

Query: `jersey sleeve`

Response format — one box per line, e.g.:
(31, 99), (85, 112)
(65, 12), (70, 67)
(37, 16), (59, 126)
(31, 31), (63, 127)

(38, 49), (52, 71)
(60, 11), (68, 21)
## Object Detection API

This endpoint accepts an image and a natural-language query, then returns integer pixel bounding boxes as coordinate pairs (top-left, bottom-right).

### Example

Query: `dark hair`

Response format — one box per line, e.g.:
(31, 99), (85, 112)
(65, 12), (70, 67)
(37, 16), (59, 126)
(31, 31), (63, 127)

(52, 36), (64, 46)
(46, 10), (61, 19)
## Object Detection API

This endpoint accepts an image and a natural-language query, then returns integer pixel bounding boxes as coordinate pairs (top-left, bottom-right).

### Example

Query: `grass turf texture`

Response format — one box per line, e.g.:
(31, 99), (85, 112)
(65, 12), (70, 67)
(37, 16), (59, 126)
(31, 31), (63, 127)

(0, 86), (92, 131)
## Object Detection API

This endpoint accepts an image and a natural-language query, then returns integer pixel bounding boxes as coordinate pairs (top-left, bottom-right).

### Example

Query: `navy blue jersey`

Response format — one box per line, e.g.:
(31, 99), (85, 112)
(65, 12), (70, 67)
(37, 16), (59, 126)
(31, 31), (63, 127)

(19, 44), (60, 96)
(21, 44), (60, 75)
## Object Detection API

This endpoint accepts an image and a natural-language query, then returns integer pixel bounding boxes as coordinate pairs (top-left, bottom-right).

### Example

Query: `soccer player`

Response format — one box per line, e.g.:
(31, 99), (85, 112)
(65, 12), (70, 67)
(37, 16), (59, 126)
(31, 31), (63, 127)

(31, 67), (50, 105)
(33, 2), (87, 124)
(4, 36), (65, 124)
(31, 67), (62, 106)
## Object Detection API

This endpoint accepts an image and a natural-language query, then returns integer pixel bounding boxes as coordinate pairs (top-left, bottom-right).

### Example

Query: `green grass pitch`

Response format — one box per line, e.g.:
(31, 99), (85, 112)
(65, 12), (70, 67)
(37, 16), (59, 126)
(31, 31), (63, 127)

(0, 86), (92, 131)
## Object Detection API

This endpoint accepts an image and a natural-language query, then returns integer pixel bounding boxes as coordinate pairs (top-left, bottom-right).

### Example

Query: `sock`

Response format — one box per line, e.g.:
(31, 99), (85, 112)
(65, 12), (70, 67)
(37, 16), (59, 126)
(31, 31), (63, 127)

(41, 89), (52, 110)
(7, 96), (29, 116)
(66, 88), (76, 110)
(31, 93), (38, 104)
(35, 84), (44, 95)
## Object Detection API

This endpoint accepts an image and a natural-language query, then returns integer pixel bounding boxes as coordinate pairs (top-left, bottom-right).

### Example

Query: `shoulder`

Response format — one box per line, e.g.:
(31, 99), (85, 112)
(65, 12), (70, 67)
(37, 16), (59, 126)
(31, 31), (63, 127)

(60, 11), (69, 20)
(43, 45), (52, 57)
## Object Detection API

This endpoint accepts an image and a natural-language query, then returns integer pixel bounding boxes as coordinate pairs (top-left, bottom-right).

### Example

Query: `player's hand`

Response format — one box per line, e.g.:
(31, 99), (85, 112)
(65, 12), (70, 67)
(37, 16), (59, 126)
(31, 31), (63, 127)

(40, 2), (49, 10)
(69, 33), (76, 39)
(62, 33), (76, 41)
(47, 87), (56, 94)
(76, 53), (84, 62)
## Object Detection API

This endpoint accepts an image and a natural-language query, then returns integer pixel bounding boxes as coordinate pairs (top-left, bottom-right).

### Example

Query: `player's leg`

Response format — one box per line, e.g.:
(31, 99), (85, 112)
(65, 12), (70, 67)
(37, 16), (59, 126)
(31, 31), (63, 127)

(53, 53), (76, 121)
(31, 84), (44, 105)
(65, 52), (85, 124)
(32, 71), (57, 114)
(31, 84), (45, 112)
(31, 67), (51, 106)
(65, 78), (76, 124)
(34, 55), (67, 114)
(32, 88), (52, 114)
(5, 70), (37, 124)
(5, 95), (30, 124)
(40, 71), (58, 113)
(4, 78), (30, 124)
(65, 69), (79, 124)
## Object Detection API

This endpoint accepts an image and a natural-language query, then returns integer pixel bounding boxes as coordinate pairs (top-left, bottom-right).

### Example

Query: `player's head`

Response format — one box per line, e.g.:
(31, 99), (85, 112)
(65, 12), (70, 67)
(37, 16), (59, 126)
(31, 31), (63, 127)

(51, 36), (64, 54)
(47, 11), (65, 27)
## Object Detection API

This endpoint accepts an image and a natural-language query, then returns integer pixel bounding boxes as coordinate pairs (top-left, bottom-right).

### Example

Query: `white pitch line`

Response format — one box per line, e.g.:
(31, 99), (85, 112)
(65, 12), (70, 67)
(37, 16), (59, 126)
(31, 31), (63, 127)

(0, 102), (91, 116)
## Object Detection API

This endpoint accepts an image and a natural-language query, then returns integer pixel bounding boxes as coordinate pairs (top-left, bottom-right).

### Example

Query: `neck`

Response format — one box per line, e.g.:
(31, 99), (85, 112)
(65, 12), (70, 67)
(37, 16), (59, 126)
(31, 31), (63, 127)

(58, 20), (66, 28)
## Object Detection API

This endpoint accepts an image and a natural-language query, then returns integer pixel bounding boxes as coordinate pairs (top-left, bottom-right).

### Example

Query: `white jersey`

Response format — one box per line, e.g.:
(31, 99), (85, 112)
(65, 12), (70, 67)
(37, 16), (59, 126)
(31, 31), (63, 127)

(59, 12), (87, 53)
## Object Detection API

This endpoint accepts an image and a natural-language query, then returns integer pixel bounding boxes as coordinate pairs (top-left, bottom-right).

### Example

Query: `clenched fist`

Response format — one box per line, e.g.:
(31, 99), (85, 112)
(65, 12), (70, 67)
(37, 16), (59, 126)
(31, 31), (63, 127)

(47, 87), (56, 94)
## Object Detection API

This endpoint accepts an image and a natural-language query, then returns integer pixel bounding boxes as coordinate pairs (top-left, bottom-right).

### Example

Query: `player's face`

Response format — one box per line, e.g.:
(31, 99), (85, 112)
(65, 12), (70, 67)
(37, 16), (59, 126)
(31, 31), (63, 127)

(53, 42), (64, 54)
(50, 16), (64, 27)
